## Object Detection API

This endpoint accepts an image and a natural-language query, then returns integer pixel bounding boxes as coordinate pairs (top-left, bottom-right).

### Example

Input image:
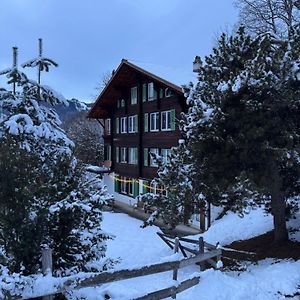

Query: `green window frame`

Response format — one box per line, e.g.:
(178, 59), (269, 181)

(142, 83), (147, 102)
(115, 146), (119, 163)
(116, 118), (119, 134)
(144, 113), (149, 132)
(142, 180), (149, 194)
(159, 88), (164, 99)
(133, 180), (139, 198)
(114, 176), (120, 192)
(144, 147), (148, 166)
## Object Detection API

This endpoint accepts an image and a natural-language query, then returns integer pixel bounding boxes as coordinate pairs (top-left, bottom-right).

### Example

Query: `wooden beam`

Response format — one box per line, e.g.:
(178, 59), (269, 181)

(134, 276), (200, 300)
(73, 249), (221, 289)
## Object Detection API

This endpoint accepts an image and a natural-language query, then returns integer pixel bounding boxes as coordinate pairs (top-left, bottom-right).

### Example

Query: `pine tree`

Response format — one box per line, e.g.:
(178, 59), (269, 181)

(140, 141), (198, 229)
(184, 26), (300, 244)
(0, 42), (112, 275)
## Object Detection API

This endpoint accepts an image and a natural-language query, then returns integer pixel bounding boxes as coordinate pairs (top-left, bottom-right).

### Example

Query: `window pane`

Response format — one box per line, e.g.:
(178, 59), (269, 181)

(121, 117), (127, 133)
(121, 147), (126, 162)
(148, 82), (157, 101)
(150, 112), (159, 131)
(150, 148), (159, 166)
(161, 111), (171, 130)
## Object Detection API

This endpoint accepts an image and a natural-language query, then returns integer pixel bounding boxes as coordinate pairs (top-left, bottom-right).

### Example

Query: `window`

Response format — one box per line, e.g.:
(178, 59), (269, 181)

(117, 99), (125, 108)
(121, 147), (127, 163)
(131, 86), (137, 105)
(161, 110), (175, 131)
(161, 111), (171, 131)
(165, 88), (174, 97)
(121, 117), (127, 133)
(128, 147), (138, 165)
(150, 112), (159, 132)
(105, 118), (111, 135)
(115, 146), (119, 163)
(128, 115), (138, 133)
(161, 148), (171, 163)
(148, 82), (157, 101)
(150, 148), (159, 167)
(120, 176), (127, 193)
(105, 145), (111, 161)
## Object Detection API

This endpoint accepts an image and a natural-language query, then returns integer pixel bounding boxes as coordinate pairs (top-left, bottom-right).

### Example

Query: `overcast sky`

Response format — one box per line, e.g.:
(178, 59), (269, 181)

(0, 0), (238, 102)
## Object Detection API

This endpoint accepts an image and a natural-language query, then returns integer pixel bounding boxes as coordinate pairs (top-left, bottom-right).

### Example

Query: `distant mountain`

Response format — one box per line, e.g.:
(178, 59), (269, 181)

(54, 98), (92, 126)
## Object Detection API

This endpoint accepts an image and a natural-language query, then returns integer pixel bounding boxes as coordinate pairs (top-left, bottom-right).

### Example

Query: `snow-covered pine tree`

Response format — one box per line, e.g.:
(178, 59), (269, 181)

(0, 47), (27, 95)
(183, 26), (300, 244)
(0, 44), (112, 275)
(140, 140), (197, 229)
(22, 38), (58, 98)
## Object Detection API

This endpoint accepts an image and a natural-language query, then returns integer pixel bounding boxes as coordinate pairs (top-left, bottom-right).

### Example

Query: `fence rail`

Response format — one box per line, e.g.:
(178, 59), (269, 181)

(17, 235), (222, 300)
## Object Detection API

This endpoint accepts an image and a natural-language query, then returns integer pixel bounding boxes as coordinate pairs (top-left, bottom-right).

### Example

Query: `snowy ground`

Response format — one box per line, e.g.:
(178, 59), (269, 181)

(3, 208), (299, 299)
(70, 208), (300, 300)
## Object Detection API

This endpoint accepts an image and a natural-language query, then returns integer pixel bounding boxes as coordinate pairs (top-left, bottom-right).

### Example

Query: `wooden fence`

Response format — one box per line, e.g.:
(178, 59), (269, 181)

(17, 235), (222, 300)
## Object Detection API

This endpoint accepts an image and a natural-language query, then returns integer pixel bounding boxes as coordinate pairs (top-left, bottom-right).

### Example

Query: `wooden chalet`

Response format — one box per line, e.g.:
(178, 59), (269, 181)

(88, 59), (187, 201)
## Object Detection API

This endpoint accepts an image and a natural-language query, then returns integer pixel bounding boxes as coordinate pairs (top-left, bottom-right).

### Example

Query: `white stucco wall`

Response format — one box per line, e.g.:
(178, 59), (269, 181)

(103, 172), (139, 206)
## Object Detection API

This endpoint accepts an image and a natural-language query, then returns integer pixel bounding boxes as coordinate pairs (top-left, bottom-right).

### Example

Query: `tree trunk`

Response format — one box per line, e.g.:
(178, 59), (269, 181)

(200, 208), (206, 232)
(207, 201), (211, 229)
(271, 191), (288, 244)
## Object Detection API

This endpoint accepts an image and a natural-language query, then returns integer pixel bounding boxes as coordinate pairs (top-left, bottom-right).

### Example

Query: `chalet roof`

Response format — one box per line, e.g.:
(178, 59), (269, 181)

(88, 59), (184, 119)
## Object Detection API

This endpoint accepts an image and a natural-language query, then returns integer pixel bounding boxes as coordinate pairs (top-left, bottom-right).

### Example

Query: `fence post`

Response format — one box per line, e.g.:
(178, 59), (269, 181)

(198, 237), (205, 271)
(216, 243), (223, 270)
(42, 246), (53, 300)
(172, 237), (179, 299)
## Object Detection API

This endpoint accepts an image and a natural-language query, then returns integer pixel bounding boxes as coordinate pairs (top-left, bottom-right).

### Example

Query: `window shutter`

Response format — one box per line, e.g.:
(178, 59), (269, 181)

(170, 109), (176, 131)
(117, 100), (120, 108)
(144, 113), (148, 132)
(133, 180), (139, 198)
(114, 176), (120, 192)
(134, 148), (138, 164)
(116, 118), (119, 134)
(135, 115), (138, 132)
(115, 147), (119, 163)
(142, 180), (148, 194)
(159, 88), (164, 99)
(142, 84), (147, 102)
(144, 148), (148, 166)
(153, 88), (157, 100)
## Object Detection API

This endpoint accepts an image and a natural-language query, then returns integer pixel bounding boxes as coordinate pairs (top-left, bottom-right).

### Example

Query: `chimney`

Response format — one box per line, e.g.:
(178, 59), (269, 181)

(193, 56), (201, 73)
